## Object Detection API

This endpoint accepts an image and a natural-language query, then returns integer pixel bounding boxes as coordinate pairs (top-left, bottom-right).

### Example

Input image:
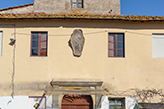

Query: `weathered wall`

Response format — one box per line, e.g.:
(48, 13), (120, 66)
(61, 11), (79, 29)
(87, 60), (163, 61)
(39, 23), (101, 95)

(0, 5), (34, 14)
(34, 0), (65, 13)
(34, 0), (120, 14)
(0, 20), (164, 102)
(0, 0), (120, 14)
(84, 0), (120, 14)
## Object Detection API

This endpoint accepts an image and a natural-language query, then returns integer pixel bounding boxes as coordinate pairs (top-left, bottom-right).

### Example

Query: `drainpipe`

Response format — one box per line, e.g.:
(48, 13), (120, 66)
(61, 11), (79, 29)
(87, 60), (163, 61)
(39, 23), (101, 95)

(0, 24), (16, 98)
(11, 24), (16, 98)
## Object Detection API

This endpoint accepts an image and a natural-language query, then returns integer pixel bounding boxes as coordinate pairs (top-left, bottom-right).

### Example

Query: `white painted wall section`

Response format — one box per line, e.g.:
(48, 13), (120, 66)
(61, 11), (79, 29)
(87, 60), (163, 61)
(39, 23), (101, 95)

(125, 97), (137, 109)
(0, 96), (29, 109)
(100, 96), (109, 109)
(46, 96), (52, 109)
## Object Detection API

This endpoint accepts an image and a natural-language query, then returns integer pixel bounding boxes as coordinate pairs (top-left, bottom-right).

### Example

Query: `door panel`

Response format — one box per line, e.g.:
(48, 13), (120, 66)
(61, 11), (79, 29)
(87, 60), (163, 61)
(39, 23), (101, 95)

(62, 95), (93, 109)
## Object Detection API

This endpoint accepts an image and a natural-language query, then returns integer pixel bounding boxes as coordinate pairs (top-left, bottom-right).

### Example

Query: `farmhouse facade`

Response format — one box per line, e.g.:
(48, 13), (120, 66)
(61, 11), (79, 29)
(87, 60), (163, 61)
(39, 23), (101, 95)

(0, 0), (164, 109)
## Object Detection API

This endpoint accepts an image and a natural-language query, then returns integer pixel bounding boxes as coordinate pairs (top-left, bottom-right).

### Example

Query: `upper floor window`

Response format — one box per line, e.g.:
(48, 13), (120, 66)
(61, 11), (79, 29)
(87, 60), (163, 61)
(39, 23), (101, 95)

(31, 32), (48, 56)
(72, 0), (83, 8)
(152, 34), (164, 58)
(108, 33), (124, 57)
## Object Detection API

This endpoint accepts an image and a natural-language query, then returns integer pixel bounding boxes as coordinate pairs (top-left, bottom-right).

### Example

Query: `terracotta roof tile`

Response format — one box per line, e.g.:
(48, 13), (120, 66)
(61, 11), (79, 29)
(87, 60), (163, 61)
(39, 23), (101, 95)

(0, 13), (164, 22)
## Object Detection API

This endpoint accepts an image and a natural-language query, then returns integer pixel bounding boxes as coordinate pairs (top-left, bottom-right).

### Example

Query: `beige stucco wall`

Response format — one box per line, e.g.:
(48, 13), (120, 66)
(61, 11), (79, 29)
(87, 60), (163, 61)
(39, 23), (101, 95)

(0, 20), (164, 102)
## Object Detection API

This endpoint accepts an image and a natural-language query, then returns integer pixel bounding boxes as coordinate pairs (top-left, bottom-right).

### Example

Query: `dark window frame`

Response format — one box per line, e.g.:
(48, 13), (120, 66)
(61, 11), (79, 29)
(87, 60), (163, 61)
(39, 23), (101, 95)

(108, 33), (125, 57)
(30, 32), (48, 57)
(108, 97), (125, 109)
(72, 0), (83, 8)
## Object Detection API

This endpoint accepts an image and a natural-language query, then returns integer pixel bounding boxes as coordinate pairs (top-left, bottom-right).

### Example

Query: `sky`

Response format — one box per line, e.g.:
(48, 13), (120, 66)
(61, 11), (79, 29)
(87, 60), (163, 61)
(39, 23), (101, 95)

(0, 0), (164, 16)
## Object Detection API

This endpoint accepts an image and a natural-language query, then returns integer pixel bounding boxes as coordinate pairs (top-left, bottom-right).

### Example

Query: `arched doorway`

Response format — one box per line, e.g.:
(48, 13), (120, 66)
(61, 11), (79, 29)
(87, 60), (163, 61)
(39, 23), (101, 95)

(61, 95), (93, 109)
